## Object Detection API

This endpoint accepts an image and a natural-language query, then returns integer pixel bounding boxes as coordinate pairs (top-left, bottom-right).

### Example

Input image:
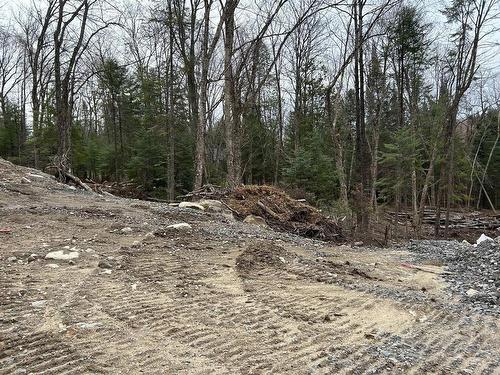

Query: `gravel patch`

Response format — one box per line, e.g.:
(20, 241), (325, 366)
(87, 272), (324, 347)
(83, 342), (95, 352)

(404, 239), (500, 314)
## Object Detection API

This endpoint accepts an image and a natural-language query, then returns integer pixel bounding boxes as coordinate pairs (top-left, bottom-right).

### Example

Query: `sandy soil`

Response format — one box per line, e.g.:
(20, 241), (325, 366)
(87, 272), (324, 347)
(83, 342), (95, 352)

(0, 158), (499, 374)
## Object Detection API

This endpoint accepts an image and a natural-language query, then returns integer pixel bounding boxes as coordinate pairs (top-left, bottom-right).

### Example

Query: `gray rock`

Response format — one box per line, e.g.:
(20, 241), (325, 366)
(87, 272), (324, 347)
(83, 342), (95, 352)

(98, 260), (113, 269)
(120, 227), (133, 234)
(197, 199), (226, 212)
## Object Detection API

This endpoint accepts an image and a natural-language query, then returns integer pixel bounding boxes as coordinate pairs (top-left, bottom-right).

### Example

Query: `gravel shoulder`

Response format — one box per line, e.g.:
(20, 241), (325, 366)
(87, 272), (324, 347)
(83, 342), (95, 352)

(1, 158), (499, 374)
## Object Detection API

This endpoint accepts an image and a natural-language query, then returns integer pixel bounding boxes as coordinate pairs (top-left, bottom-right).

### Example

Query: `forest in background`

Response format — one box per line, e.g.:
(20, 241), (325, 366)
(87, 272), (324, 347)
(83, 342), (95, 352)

(0, 0), (499, 235)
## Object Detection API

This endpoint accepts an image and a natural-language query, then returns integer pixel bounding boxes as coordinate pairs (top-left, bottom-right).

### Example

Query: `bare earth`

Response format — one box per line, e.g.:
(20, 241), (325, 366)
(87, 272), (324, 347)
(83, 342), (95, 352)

(1, 159), (499, 375)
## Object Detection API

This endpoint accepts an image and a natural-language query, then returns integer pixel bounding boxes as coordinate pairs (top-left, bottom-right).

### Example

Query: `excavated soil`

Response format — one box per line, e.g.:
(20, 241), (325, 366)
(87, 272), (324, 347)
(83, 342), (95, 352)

(0, 158), (499, 374)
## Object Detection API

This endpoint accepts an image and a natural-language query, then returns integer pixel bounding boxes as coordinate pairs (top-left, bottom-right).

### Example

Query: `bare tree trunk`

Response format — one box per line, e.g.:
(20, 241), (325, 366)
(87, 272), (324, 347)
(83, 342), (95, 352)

(53, 0), (91, 173)
(194, 0), (224, 189)
(168, 2), (176, 200)
(468, 125), (489, 208)
(476, 111), (499, 212)
(273, 56), (283, 185)
(326, 86), (348, 206)
(224, 0), (238, 188)
(194, 75), (208, 189)
(353, 0), (371, 230)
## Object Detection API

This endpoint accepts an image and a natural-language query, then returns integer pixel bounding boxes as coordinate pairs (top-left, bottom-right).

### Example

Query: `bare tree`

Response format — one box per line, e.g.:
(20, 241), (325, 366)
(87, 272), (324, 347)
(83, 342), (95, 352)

(435, 0), (497, 233)
(194, 0), (224, 189)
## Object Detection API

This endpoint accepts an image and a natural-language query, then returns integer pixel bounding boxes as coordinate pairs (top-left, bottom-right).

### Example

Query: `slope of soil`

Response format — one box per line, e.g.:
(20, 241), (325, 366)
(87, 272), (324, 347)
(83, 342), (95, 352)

(0, 158), (499, 374)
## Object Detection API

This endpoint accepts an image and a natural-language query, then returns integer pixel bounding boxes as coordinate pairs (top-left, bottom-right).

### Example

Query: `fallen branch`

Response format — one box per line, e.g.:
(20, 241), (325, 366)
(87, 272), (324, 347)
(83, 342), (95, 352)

(63, 171), (94, 193)
(257, 200), (280, 219)
(400, 263), (453, 275)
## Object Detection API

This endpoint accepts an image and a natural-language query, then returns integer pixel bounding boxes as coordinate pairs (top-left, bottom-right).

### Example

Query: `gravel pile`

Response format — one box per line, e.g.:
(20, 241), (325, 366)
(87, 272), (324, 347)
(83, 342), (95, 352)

(405, 238), (500, 314)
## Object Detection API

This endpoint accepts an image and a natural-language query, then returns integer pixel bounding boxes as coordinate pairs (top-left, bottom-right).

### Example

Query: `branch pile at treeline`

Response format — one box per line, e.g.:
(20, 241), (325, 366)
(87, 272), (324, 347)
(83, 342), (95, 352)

(85, 180), (147, 199)
(387, 209), (500, 231)
(184, 185), (344, 242)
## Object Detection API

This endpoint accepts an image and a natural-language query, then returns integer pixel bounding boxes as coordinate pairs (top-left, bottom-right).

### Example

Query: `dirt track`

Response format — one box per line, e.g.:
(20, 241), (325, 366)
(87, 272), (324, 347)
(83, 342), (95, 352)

(0, 159), (499, 374)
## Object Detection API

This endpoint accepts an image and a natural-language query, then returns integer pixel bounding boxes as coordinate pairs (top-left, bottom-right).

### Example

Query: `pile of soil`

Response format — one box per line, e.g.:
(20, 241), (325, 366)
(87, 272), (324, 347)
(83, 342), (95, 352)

(223, 185), (343, 242)
(236, 242), (289, 274)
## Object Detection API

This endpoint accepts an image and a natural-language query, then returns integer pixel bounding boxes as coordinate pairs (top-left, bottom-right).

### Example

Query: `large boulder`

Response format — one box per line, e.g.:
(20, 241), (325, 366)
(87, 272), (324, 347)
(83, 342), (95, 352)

(197, 199), (226, 212)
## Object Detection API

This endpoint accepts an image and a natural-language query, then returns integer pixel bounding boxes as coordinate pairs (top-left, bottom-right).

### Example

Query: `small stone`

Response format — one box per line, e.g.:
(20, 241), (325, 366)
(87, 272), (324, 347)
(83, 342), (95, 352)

(98, 260), (113, 269)
(120, 227), (133, 234)
(27, 254), (39, 263)
(7, 256), (17, 262)
(144, 232), (155, 240)
(353, 241), (364, 247)
(46, 264), (59, 268)
(31, 300), (47, 308)
(466, 288), (479, 297)
(21, 177), (31, 184)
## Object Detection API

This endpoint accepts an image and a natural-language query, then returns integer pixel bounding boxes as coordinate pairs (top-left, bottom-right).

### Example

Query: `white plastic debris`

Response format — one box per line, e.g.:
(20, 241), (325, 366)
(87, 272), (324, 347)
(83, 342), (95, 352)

(474, 233), (494, 247)
(166, 223), (192, 230)
(31, 300), (47, 308)
(178, 202), (205, 211)
(75, 322), (101, 330)
(27, 173), (44, 179)
(45, 250), (79, 260)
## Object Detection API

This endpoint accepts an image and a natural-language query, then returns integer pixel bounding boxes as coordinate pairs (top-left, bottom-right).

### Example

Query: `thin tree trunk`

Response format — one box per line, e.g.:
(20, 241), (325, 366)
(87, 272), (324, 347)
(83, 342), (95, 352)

(223, 0), (240, 188)
(476, 111), (499, 212)
(168, 4), (176, 200)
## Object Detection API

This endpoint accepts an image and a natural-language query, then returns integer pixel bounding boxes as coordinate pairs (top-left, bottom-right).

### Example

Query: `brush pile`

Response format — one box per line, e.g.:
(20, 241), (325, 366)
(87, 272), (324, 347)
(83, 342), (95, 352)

(188, 185), (344, 242)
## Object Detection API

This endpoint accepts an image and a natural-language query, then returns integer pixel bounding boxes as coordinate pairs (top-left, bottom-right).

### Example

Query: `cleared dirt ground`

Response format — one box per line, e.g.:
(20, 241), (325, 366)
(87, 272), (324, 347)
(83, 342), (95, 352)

(1, 159), (499, 374)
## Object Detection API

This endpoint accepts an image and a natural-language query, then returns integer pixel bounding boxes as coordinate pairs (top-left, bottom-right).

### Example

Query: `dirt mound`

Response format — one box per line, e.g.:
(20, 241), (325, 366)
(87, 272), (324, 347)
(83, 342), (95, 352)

(236, 242), (290, 274)
(223, 185), (343, 242)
